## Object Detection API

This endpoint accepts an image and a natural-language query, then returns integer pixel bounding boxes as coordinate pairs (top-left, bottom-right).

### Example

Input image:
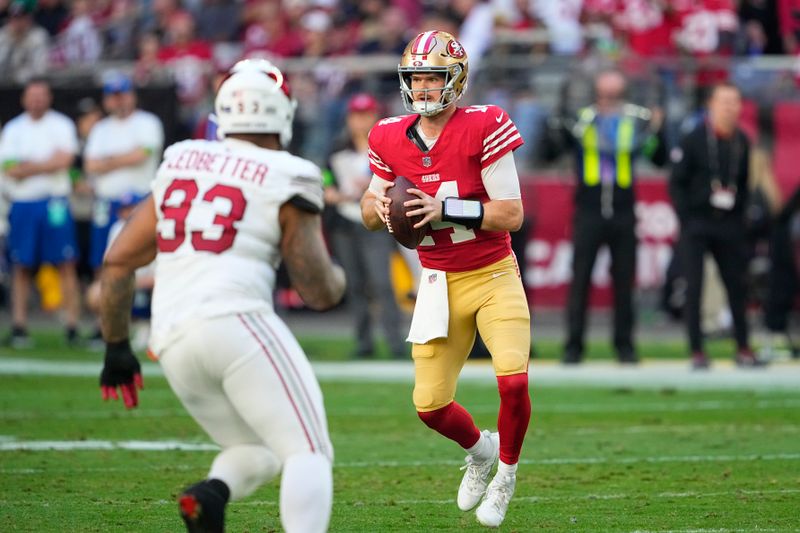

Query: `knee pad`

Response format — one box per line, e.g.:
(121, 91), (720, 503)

(413, 382), (453, 412)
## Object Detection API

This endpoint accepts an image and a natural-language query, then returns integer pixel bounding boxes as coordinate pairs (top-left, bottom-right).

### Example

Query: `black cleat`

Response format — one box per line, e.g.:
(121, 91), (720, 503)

(178, 479), (229, 533)
(618, 350), (640, 365)
(561, 350), (582, 365)
(7, 325), (32, 349)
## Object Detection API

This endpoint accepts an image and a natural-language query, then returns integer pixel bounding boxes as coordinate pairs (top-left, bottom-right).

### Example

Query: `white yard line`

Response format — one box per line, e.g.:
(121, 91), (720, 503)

(1, 438), (798, 468)
(1, 357), (800, 390)
(2, 399), (800, 421)
(2, 488), (797, 510)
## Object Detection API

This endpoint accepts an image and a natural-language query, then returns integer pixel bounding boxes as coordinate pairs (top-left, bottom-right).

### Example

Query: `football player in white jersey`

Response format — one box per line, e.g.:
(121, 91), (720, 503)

(97, 59), (345, 533)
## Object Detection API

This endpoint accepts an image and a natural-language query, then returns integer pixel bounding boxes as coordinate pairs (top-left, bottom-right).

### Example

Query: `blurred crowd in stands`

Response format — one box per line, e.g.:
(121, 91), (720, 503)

(0, 0), (799, 358)
(1, 0), (799, 155)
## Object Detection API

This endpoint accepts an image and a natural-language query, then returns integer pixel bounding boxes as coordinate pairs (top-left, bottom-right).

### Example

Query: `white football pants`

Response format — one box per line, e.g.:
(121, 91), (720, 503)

(158, 310), (333, 533)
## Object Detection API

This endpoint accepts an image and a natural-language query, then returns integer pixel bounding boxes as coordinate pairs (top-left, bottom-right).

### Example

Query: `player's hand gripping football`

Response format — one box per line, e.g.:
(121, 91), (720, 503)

(403, 188), (442, 229)
(100, 339), (144, 409)
(372, 181), (394, 227)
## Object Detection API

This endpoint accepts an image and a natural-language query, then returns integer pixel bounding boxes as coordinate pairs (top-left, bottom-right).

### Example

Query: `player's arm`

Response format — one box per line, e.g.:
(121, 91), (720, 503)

(98, 195), (157, 409)
(279, 200), (345, 311)
(86, 147), (151, 175)
(360, 174), (394, 230)
(101, 195), (158, 341)
(5, 150), (74, 179)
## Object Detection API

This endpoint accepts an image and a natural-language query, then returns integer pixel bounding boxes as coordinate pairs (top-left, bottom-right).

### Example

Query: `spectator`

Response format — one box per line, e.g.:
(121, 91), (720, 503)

(761, 186), (800, 359)
(33, 0), (68, 37)
(324, 93), (408, 359)
(133, 31), (170, 86)
(242, 0), (303, 59)
(451, 0), (496, 71)
(739, 0), (784, 55)
(139, 0), (187, 42)
(71, 97), (104, 286)
(84, 72), (164, 276)
(50, 0), (103, 67)
(553, 69), (666, 365)
(533, 0), (584, 55)
(97, 59), (345, 533)
(0, 0), (49, 86)
(668, 81), (765, 369)
(0, 78), (80, 347)
(156, 11), (213, 133)
(778, 0), (800, 53)
(192, 0), (242, 43)
(104, 0), (142, 60)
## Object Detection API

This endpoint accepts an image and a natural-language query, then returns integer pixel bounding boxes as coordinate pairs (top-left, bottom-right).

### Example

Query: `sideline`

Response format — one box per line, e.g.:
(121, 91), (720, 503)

(0, 357), (799, 390)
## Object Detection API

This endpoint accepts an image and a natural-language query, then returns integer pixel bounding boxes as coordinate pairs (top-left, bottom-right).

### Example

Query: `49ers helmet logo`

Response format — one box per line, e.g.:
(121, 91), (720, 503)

(446, 39), (465, 59)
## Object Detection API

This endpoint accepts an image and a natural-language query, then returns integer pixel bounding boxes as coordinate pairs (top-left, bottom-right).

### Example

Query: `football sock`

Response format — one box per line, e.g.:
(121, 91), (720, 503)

(280, 452), (332, 533)
(497, 460), (518, 477)
(209, 444), (281, 500)
(417, 402), (482, 449)
(497, 373), (531, 464)
(466, 431), (495, 462)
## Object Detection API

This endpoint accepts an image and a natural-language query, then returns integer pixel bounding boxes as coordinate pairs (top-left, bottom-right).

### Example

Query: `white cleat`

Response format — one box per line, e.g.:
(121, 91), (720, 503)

(457, 430), (499, 511)
(475, 472), (516, 528)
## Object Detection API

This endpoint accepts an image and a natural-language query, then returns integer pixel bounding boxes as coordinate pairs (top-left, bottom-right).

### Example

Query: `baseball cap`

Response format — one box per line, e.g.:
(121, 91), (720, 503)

(8, 0), (36, 17)
(103, 73), (133, 95)
(348, 93), (379, 113)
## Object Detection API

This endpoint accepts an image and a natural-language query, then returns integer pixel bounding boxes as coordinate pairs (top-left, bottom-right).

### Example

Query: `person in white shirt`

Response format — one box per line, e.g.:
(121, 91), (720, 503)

(97, 59), (345, 533)
(0, 78), (80, 347)
(84, 72), (164, 272)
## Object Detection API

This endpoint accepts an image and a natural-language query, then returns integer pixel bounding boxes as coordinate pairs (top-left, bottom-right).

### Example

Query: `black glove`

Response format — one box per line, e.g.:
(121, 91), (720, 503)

(100, 339), (143, 409)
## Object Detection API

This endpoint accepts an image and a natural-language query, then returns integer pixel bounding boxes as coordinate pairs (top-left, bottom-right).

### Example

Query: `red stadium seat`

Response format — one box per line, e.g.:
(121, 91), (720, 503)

(739, 99), (759, 143)
(773, 101), (800, 201)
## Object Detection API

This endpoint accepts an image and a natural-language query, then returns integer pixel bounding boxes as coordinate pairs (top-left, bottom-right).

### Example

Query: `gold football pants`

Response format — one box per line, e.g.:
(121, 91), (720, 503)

(412, 254), (531, 412)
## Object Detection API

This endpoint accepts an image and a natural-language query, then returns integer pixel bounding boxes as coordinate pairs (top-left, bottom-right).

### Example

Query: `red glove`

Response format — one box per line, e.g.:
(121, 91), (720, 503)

(100, 339), (144, 409)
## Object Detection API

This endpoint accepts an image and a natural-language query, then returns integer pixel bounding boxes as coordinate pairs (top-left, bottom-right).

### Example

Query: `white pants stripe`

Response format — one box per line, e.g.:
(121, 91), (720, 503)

(238, 314), (329, 456)
(250, 313), (330, 455)
(158, 311), (332, 463)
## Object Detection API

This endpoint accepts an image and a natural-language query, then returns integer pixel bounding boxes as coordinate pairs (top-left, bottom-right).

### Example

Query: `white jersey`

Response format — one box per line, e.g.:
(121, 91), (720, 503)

(84, 110), (164, 199)
(0, 110), (78, 201)
(149, 138), (324, 354)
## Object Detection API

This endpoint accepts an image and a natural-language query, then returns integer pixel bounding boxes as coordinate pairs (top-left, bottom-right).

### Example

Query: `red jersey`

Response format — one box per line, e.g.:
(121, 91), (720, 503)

(368, 105), (523, 272)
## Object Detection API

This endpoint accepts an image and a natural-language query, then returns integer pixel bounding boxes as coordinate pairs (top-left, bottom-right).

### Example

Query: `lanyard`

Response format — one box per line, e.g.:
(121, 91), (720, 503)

(705, 124), (740, 191)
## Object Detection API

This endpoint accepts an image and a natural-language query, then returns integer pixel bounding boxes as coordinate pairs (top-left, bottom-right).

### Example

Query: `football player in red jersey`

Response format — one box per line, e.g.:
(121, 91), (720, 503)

(360, 30), (531, 528)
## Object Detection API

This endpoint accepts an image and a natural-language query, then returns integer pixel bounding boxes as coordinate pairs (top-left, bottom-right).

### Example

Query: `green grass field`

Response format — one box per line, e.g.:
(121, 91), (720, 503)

(1, 333), (799, 532)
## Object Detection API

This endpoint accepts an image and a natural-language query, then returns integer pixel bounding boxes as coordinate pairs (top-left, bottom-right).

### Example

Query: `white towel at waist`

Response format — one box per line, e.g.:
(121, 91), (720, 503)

(406, 267), (449, 344)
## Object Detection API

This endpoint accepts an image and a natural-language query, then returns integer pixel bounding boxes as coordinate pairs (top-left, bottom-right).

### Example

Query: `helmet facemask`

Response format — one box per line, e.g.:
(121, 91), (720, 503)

(398, 30), (469, 117)
(398, 64), (465, 117)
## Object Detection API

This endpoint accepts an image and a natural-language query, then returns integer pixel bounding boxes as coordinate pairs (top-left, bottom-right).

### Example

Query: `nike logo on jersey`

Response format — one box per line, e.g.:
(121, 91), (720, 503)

(492, 271), (508, 279)
(495, 113), (503, 123)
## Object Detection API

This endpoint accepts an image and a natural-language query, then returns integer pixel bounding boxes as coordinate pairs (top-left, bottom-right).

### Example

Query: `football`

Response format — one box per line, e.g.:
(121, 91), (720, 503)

(386, 175), (428, 249)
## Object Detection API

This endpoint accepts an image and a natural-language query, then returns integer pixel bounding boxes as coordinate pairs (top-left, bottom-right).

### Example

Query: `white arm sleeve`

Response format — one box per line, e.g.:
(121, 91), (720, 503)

(368, 174), (392, 195)
(481, 150), (521, 200)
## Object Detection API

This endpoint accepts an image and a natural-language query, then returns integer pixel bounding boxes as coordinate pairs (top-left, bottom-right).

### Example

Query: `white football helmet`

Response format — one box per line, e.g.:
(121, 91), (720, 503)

(398, 30), (469, 117)
(215, 59), (296, 147)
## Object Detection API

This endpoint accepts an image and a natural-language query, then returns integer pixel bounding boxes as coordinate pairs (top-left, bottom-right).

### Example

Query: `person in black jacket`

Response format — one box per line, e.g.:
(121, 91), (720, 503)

(553, 70), (666, 364)
(669, 81), (765, 369)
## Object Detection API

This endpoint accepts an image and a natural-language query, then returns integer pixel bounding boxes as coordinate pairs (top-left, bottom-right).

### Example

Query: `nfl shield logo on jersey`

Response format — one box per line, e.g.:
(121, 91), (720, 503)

(422, 156), (432, 167)
(428, 272), (437, 284)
